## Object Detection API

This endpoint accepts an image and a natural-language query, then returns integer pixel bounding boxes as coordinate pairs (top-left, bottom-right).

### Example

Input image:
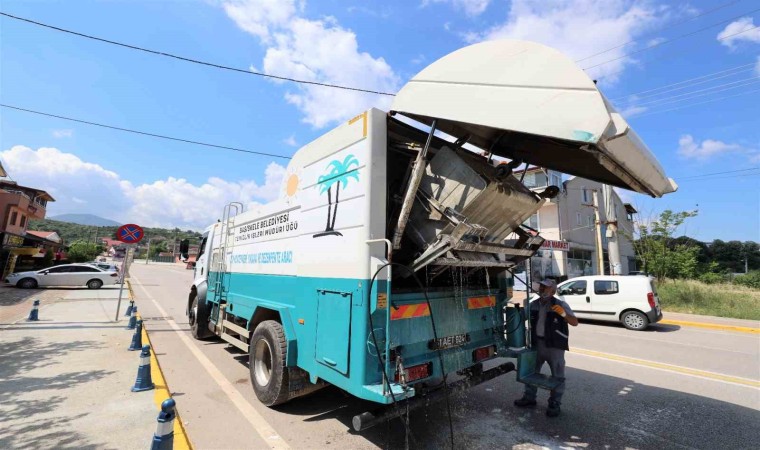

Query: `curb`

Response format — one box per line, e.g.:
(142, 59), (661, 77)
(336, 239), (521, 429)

(139, 314), (194, 450)
(659, 319), (759, 334)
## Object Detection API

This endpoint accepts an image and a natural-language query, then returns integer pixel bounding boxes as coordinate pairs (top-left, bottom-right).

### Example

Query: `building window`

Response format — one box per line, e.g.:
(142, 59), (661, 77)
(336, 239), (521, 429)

(523, 213), (539, 230)
(19, 215), (26, 228)
(9, 211), (17, 226)
(521, 171), (548, 189)
(551, 174), (561, 187)
(576, 212), (582, 226)
(581, 187), (590, 204)
(567, 249), (593, 278)
(587, 215), (594, 228)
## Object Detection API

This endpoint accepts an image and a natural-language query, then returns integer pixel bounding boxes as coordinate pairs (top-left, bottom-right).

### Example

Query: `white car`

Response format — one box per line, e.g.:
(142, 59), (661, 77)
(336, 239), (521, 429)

(5, 264), (120, 289)
(555, 275), (662, 330)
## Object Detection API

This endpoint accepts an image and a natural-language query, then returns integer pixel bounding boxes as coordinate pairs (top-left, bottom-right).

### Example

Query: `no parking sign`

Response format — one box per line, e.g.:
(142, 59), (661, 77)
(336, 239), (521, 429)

(117, 224), (144, 244)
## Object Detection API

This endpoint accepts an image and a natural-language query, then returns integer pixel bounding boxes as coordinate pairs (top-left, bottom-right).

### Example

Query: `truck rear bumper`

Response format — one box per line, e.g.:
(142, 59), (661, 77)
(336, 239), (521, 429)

(352, 361), (515, 431)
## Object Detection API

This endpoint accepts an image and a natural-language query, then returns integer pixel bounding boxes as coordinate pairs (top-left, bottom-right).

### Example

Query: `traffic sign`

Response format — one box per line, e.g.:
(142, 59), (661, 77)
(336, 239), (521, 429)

(117, 224), (145, 244)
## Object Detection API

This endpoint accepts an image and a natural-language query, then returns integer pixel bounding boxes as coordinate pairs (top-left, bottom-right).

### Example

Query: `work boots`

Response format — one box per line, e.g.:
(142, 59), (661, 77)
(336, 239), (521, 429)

(513, 396), (537, 407)
(546, 399), (561, 417)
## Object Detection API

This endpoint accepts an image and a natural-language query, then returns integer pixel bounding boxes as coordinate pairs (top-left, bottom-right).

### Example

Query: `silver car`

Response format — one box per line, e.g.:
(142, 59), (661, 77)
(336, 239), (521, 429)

(5, 264), (120, 289)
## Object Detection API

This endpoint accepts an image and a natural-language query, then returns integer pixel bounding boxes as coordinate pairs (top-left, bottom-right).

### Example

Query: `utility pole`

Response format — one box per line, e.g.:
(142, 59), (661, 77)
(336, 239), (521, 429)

(602, 184), (622, 275)
(592, 190), (605, 275)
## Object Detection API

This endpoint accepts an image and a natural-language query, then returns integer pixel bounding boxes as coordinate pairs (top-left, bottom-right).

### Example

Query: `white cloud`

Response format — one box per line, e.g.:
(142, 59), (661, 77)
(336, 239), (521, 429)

(717, 17), (760, 49)
(52, 129), (73, 138)
(0, 145), (286, 229)
(222, 1), (400, 128)
(422, 0), (491, 17)
(677, 135), (744, 160)
(646, 37), (665, 46)
(464, 0), (663, 82)
(411, 54), (426, 65)
(617, 104), (648, 118)
(283, 135), (298, 147)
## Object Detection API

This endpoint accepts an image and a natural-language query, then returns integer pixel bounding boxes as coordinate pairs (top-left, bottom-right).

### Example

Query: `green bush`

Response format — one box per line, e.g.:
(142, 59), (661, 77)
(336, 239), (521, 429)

(698, 272), (725, 284)
(734, 271), (760, 289)
(658, 279), (760, 320)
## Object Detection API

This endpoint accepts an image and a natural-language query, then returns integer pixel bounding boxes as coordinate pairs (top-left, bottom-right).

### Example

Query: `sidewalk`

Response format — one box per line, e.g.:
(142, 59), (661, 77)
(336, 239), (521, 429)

(0, 290), (157, 449)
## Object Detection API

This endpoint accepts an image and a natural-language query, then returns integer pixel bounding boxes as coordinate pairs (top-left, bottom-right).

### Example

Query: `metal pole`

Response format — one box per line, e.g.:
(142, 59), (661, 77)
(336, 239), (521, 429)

(115, 246), (133, 321)
(603, 184), (621, 275)
(145, 238), (152, 265)
(592, 190), (605, 275)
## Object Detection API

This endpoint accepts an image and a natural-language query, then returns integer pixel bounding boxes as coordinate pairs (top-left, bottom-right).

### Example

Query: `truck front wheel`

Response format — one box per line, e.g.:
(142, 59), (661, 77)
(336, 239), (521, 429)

(189, 295), (213, 340)
(250, 320), (290, 406)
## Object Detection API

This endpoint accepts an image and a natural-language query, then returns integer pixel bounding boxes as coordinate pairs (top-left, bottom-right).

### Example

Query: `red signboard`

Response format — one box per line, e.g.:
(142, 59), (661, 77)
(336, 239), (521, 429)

(116, 224), (144, 244)
(541, 240), (569, 252)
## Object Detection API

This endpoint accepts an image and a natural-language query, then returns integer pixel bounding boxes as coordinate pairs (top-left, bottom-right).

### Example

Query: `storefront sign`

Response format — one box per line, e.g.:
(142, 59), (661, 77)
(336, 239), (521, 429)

(3, 234), (25, 248)
(541, 240), (569, 252)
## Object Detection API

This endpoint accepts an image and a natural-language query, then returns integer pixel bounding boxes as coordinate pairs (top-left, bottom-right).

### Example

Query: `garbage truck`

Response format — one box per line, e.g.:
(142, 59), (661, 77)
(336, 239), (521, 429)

(186, 39), (677, 430)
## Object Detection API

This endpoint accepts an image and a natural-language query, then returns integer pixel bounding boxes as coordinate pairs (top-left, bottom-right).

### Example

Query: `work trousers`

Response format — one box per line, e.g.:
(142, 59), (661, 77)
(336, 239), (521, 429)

(523, 338), (566, 404)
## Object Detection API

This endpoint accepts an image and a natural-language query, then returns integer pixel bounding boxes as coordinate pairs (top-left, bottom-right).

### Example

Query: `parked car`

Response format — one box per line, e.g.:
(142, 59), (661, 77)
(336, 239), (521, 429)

(5, 264), (120, 289)
(554, 275), (662, 330)
(87, 262), (119, 272)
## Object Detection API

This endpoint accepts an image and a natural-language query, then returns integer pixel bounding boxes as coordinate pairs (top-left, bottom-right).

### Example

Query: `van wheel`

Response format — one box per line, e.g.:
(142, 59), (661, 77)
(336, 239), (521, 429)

(250, 320), (290, 406)
(621, 311), (649, 330)
(87, 279), (103, 289)
(189, 295), (213, 340)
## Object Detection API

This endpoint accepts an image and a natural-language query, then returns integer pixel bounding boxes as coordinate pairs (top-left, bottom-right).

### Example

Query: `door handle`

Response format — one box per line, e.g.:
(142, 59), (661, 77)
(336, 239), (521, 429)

(586, 296), (590, 303)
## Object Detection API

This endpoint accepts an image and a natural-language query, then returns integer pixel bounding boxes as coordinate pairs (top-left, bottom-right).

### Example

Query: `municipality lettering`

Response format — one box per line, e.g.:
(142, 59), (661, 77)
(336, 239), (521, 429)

(235, 212), (298, 242)
(230, 251), (293, 264)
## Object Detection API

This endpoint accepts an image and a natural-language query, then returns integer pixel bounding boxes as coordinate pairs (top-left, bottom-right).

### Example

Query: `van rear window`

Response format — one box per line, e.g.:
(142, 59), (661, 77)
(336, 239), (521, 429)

(594, 280), (619, 295)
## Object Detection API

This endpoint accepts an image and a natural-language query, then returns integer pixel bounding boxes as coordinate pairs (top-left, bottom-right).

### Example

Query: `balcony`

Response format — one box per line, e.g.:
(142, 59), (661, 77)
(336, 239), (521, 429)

(0, 191), (47, 220)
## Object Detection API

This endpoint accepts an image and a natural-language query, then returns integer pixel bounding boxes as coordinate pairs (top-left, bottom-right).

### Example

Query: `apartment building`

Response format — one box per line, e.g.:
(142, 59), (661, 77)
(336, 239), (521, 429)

(515, 167), (638, 283)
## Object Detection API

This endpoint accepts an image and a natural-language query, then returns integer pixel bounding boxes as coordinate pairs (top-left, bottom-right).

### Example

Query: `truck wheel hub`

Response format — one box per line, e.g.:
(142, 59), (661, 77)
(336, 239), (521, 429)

(254, 339), (273, 386)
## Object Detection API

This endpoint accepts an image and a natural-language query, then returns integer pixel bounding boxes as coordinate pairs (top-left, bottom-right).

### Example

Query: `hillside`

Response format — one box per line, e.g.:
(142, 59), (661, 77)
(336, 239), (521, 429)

(28, 218), (203, 246)
(48, 213), (121, 226)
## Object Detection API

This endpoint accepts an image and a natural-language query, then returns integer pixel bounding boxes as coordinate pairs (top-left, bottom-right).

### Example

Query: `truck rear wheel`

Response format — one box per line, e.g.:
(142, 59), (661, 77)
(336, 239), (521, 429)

(250, 320), (290, 406)
(189, 295), (213, 340)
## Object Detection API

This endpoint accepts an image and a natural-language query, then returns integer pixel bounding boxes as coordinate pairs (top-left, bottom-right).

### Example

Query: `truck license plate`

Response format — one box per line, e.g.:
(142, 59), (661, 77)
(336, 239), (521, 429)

(429, 333), (469, 350)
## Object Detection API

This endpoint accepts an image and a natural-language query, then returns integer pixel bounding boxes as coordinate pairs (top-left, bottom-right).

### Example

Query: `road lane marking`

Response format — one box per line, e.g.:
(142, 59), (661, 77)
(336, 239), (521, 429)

(132, 276), (290, 450)
(659, 319), (759, 334)
(572, 347), (760, 388)
(138, 313), (193, 450)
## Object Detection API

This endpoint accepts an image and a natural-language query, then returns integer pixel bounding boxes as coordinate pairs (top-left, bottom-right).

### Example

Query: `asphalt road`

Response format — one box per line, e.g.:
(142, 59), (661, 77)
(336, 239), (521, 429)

(130, 263), (760, 449)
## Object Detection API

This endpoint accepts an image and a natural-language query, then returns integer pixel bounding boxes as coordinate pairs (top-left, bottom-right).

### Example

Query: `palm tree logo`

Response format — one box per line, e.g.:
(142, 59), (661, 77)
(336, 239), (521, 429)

(313, 154), (359, 238)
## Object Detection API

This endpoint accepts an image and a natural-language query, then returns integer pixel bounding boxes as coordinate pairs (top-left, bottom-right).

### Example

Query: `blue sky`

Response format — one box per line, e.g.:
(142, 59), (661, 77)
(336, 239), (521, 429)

(0, 0), (758, 240)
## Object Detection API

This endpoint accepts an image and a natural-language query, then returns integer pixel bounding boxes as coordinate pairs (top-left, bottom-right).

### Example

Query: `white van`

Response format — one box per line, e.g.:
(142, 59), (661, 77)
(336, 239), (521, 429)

(556, 275), (662, 330)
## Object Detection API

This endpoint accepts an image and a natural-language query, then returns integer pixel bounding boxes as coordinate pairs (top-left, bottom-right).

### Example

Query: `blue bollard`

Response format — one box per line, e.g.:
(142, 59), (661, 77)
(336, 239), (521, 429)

(124, 300), (135, 317)
(131, 345), (155, 392)
(128, 320), (143, 351)
(27, 299), (40, 321)
(126, 306), (138, 330)
(150, 398), (176, 450)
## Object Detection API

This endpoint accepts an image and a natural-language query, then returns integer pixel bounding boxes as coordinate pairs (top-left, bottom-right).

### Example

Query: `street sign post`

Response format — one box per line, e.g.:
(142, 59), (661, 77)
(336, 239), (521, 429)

(115, 223), (143, 321)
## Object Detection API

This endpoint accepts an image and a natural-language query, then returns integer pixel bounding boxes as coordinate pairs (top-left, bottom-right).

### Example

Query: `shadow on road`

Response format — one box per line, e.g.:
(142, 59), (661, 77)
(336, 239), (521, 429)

(0, 336), (113, 449)
(578, 318), (681, 333)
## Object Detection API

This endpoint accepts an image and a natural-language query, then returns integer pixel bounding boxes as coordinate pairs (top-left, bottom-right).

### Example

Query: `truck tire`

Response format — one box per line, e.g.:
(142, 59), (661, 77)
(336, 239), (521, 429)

(189, 295), (213, 340)
(621, 310), (649, 331)
(250, 320), (290, 406)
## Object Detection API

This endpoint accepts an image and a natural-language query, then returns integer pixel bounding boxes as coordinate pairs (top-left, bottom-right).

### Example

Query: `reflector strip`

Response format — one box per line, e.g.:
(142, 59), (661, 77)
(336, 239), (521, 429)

(390, 303), (431, 320)
(467, 296), (496, 309)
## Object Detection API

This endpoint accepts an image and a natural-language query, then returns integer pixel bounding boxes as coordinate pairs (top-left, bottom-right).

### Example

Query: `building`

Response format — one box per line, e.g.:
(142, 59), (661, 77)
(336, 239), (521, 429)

(0, 180), (56, 276)
(514, 167), (638, 283)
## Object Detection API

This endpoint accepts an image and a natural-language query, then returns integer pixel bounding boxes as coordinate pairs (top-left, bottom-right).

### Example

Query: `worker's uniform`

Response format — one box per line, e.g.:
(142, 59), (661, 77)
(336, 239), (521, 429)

(523, 296), (575, 405)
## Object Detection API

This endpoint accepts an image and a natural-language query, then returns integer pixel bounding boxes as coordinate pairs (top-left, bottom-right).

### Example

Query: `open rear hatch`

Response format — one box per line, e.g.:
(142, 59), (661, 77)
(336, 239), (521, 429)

(386, 39), (676, 275)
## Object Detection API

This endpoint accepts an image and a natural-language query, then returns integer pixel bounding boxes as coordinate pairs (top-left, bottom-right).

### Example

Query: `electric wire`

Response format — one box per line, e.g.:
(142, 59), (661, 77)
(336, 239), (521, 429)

(582, 8), (760, 70)
(679, 173), (760, 182)
(575, 0), (744, 62)
(626, 77), (759, 108)
(595, 24), (759, 80)
(633, 86), (760, 117)
(0, 104), (292, 160)
(611, 62), (756, 101)
(0, 11), (396, 96)
(678, 167), (760, 179)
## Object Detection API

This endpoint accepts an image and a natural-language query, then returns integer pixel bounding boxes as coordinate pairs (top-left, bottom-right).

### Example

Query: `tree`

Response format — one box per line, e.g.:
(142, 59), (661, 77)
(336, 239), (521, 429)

(66, 241), (103, 262)
(149, 240), (168, 258)
(630, 209), (699, 282)
(42, 248), (54, 267)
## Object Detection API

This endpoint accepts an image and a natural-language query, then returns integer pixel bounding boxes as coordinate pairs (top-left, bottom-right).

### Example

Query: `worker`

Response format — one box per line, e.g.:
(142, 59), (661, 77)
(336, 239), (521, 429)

(514, 279), (578, 417)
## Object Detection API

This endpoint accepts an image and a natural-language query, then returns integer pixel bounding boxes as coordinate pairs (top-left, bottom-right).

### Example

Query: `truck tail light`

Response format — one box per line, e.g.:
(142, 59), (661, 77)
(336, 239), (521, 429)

(395, 362), (432, 383)
(647, 292), (655, 308)
(472, 345), (496, 363)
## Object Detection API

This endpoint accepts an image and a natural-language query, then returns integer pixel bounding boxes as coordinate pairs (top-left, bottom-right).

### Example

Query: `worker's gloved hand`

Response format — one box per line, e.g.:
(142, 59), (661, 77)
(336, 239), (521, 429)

(551, 305), (567, 318)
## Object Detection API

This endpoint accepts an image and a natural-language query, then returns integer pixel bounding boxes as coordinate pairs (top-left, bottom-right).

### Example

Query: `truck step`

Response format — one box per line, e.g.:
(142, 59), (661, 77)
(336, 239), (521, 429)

(220, 332), (249, 352)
